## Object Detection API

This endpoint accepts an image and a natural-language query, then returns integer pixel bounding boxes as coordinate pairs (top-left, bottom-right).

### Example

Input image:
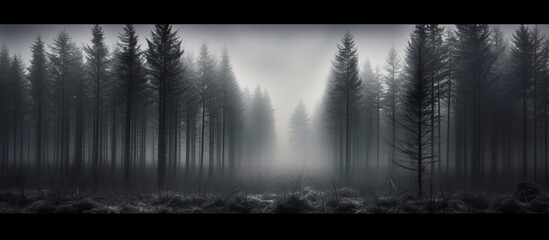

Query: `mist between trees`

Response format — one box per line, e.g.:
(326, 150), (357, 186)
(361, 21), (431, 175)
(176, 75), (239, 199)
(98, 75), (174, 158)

(0, 24), (548, 198)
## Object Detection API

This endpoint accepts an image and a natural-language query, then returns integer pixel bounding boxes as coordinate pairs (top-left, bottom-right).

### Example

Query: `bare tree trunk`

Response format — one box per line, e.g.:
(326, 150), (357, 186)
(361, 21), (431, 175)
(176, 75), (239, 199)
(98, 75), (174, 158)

(345, 70), (351, 183)
(199, 97), (206, 181)
(543, 72), (549, 186)
(208, 114), (215, 179)
(35, 89), (43, 182)
(222, 101), (226, 178)
(124, 91), (132, 188)
(391, 76), (396, 177)
(157, 74), (167, 189)
(523, 77), (528, 178)
(534, 68), (538, 182)
(185, 105), (191, 179)
(111, 103), (117, 184)
(376, 96), (380, 170)
(437, 70), (442, 177)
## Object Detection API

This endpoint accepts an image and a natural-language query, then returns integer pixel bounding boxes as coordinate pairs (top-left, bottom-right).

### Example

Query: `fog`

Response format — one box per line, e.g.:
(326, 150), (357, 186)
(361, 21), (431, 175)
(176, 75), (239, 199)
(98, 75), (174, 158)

(4, 23), (549, 215)
(1, 24), (548, 184)
(0, 24), (416, 174)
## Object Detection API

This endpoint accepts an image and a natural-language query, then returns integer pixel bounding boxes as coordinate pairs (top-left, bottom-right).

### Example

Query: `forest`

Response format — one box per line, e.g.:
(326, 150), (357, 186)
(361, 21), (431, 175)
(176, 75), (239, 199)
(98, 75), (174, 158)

(1, 24), (549, 214)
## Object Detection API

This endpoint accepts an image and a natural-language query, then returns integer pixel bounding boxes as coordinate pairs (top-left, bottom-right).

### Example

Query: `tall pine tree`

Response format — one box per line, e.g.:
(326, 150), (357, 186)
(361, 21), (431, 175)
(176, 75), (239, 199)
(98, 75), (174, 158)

(145, 24), (184, 189)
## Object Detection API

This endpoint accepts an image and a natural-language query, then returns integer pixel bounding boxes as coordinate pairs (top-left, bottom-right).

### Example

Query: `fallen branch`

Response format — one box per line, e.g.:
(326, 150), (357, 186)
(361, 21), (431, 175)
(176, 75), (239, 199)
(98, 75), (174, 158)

(390, 179), (398, 192)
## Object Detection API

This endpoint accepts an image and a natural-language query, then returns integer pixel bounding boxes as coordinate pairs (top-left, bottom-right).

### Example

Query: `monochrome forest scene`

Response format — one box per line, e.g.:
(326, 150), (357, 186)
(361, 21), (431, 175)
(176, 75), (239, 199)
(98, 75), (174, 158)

(1, 24), (549, 214)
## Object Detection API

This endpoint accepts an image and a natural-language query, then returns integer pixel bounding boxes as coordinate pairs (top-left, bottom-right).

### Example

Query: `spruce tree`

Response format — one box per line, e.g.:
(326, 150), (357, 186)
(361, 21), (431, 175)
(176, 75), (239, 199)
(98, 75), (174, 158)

(84, 25), (111, 187)
(195, 42), (216, 180)
(394, 25), (435, 197)
(28, 36), (48, 182)
(511, 25), (534, 179)
(115, 24), (146, 188)
(383, 47), (402, 177)
(48, 31), (81, 179)
(145, 24), (184, 189)
(330, 31), (362, 181)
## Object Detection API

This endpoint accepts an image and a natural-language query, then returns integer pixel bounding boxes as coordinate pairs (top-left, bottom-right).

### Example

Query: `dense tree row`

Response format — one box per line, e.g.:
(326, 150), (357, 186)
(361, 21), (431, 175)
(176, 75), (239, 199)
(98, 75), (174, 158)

(317, 25), (549, 195)
(3, 24), (548, 195)
(241, 86), (275, 175)
(0, 24), (275, 189)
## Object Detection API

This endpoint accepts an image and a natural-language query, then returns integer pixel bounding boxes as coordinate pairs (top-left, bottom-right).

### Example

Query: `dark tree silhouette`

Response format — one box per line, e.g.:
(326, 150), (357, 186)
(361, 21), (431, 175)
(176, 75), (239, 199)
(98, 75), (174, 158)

(328, 31), (362, 181)
(393, 25), (435, 197)
(84, 25), (111, 187)
(454, 24), (497, 186)
(28, 37), (49, 183)
(195, 42), (216, 181)
(145, 24), (184, 189)
(511, 25), (534, 179)
(383, 47), (402, 177)
(115, 24), (147, 188)
(48, 31), (83, 181)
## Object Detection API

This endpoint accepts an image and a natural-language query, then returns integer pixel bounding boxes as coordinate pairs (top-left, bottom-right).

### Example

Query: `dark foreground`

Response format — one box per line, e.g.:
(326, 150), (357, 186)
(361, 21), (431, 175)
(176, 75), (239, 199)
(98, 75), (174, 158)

(0, 181), (548, 214)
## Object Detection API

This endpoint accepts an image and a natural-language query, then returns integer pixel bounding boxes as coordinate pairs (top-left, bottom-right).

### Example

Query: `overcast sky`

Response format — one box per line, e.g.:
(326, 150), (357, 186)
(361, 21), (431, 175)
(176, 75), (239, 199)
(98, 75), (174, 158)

(0, 24), (546, 167)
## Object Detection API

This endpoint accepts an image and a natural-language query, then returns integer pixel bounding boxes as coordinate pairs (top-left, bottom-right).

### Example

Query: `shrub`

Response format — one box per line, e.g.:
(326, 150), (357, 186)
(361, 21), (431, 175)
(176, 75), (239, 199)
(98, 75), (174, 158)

(461, 192), (490, 210)
(492, 198), (528, 213)
(514, 180), (543, 203)
(272, 195), (312, 213)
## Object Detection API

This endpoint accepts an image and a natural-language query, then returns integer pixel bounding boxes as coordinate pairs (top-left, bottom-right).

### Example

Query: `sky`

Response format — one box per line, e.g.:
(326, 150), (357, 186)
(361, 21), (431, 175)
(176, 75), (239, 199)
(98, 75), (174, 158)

(0, 24), (547, 169)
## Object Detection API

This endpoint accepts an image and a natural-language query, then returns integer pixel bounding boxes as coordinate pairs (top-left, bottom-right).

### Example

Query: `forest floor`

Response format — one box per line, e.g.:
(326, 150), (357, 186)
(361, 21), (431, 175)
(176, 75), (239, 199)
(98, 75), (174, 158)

(1, 180), (548, 213)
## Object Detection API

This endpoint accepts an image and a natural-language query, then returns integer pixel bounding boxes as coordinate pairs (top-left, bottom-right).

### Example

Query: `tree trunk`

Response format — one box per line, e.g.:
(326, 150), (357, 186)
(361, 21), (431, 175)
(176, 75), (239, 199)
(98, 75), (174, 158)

(111, 103), (117, 184)
(523, 77), (528, 178)
(199, 96), (206, 181)
(124, 89), (132, 187)
(157, 72), (166, 189)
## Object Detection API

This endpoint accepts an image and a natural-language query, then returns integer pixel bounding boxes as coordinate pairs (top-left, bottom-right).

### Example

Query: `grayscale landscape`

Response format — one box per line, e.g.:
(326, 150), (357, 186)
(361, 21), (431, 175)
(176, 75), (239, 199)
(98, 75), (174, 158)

(1, 24), (549, 214)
